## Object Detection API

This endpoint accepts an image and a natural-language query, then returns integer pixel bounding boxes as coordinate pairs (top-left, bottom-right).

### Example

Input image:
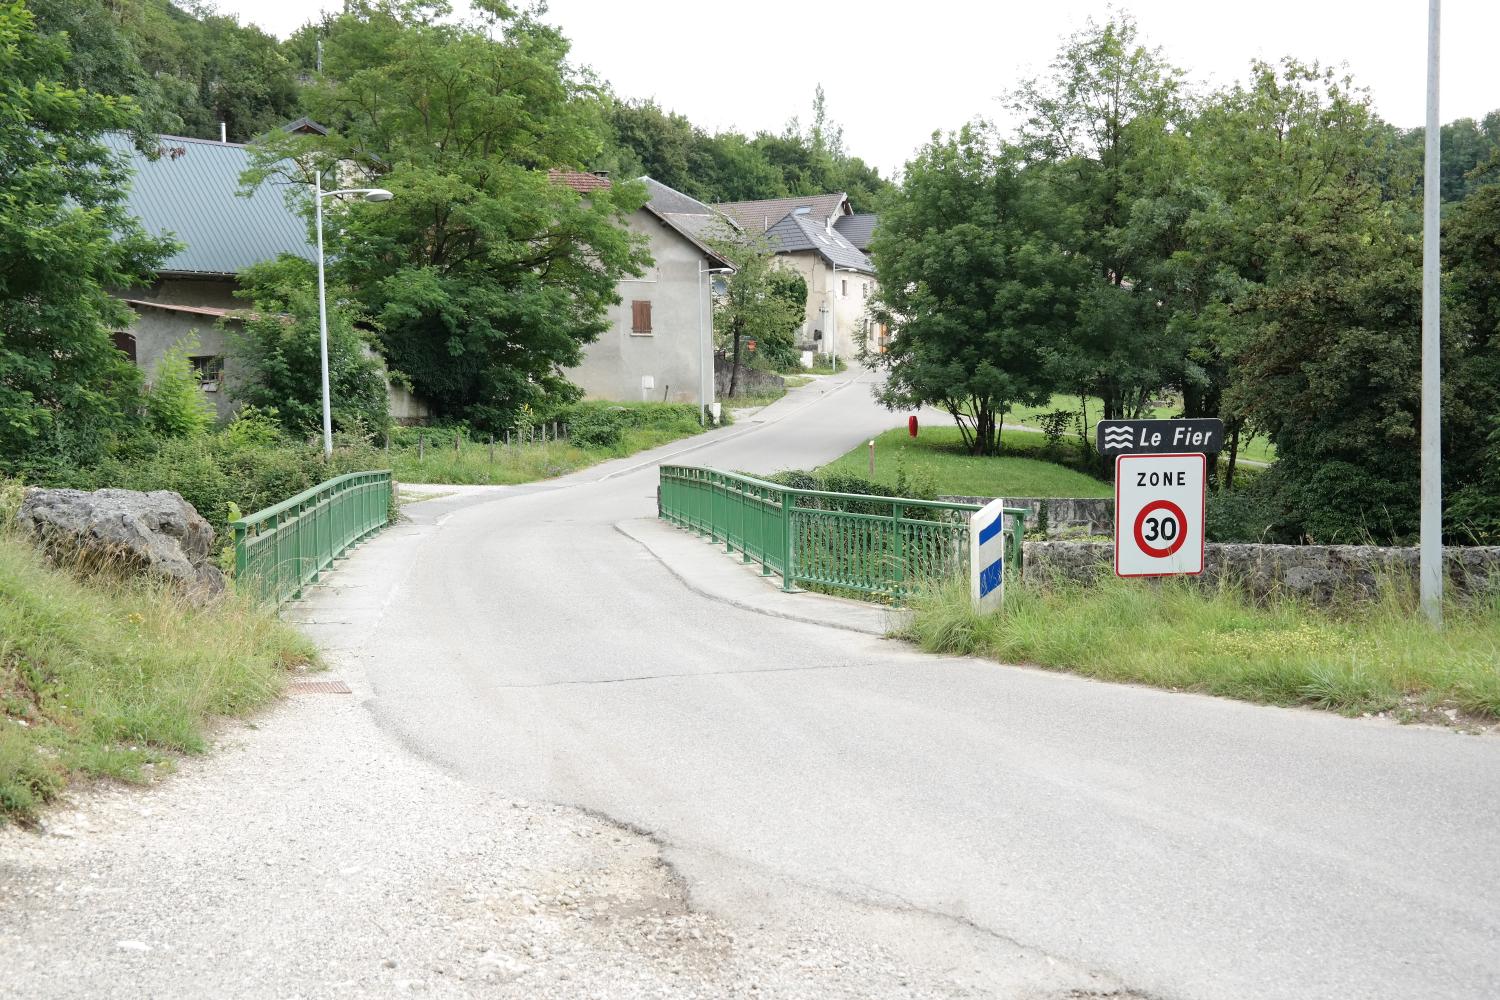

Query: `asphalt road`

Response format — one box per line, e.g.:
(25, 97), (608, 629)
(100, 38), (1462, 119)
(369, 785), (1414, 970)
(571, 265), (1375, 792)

(318, 372), (1500, 1000)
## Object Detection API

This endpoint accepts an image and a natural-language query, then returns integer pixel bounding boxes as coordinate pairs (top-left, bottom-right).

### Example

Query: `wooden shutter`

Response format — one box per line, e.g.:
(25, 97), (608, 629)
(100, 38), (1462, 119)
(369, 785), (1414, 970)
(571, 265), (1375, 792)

(631, 299), (652, 334)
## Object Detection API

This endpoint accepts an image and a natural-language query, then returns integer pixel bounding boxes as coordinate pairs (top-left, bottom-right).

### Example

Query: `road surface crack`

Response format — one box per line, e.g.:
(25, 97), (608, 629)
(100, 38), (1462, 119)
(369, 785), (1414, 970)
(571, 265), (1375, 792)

(482, 661), (872, 689)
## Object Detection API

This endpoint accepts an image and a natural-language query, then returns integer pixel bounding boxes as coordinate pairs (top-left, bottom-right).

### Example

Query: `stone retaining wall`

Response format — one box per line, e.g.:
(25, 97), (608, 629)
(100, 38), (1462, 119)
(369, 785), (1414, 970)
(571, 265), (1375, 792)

(1021, 540), (1500, 603)
(714, 355), (785, 398)
(940, 497), (1113, 538)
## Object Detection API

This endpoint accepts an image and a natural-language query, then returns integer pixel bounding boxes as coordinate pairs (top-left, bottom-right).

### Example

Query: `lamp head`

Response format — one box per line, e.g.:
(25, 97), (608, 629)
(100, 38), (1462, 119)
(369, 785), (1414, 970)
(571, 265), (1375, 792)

(362, 189), (394, 202)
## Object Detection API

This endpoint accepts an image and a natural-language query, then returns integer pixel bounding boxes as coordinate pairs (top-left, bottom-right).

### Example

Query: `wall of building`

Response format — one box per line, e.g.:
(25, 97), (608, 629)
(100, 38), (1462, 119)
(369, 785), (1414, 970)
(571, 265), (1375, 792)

(119, 276), (240, 420)
(566, 209), (713, 407)
(778, 251), (876, 362)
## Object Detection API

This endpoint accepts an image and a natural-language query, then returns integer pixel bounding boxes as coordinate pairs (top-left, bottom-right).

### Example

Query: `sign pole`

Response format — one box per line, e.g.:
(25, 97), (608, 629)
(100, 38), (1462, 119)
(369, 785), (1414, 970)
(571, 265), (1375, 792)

(1420, 0), (1443, 625)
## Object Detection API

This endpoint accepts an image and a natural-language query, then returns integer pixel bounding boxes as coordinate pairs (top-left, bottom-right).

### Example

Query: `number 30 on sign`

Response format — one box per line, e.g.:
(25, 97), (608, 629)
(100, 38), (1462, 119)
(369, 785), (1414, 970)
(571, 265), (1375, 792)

(1114, 453), (1205, 578)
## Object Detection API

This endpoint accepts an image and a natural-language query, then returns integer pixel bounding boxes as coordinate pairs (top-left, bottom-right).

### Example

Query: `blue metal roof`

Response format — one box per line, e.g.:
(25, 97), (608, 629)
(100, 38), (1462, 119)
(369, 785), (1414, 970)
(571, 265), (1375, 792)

(102, 133), (315, 276)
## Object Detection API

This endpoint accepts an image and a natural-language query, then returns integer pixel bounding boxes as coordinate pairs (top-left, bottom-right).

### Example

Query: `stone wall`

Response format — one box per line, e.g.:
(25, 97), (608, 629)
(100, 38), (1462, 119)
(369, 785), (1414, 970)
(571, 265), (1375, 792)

(715, 354), (786, 399)
(941, 497), (1113, 538)
(1021, 540), (1500, 604)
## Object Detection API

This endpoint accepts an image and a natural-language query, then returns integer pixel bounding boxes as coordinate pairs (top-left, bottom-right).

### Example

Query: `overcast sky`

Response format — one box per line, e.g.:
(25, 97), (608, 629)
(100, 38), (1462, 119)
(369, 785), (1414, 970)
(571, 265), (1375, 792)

(220, 0), (1499, 179)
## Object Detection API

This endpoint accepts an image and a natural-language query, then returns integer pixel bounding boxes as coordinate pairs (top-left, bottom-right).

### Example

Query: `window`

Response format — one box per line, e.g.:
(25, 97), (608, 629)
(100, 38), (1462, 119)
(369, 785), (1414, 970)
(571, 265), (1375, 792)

(841, 279), (847, 296)
(112, 332), (137, 363)
(630, 299), (653, 335)
(190, 355), (224, 387)
(862, 282), (868, 300)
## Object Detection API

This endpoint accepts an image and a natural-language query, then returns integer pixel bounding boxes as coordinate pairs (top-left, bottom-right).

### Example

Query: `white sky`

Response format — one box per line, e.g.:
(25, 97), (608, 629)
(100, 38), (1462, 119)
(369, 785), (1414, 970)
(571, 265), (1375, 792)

(219, 0), (1500, 180)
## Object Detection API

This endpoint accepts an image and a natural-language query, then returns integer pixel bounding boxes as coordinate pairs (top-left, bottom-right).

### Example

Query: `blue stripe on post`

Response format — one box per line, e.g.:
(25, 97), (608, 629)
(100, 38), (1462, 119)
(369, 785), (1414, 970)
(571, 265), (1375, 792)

(977, 513), (1004, 546)
(979, 558), (1003, 598)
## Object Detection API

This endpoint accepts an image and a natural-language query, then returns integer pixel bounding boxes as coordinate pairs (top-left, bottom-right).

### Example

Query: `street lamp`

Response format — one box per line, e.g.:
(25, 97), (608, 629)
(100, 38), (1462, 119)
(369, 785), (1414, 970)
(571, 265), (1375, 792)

(314, 169), (393, 456)
(698, 262), (733, 426)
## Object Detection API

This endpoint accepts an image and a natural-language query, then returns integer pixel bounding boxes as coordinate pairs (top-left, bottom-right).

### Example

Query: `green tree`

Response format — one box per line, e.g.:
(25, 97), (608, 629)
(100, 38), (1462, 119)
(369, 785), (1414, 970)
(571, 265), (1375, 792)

(227, 256), (390, 439)
(867, 124), (1086, 455)
(712, 237), (805, 396)
(1011, 10), (1187, 423)
(250, 1), (651, 431)
(0, 0), (177, 473)
(1441, 160), (1500, 540)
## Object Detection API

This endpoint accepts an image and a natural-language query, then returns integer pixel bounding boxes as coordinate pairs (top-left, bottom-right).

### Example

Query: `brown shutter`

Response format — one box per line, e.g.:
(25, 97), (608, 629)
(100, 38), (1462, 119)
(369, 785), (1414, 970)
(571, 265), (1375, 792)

(631, 299), (652, 334)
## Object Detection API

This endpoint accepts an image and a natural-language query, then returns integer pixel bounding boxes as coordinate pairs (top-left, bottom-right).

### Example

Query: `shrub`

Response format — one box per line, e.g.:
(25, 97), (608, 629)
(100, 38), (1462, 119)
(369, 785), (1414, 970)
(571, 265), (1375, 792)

(145, 341), (213, 439)
(223, 405), (286, 449)
(565, 406), (624, 448)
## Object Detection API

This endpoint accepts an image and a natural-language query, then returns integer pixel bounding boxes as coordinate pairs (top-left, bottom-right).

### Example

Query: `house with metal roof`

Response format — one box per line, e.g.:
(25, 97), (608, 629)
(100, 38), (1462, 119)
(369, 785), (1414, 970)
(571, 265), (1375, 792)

(711, 192), (883, 360)
(559, 173), (734, 410)
(101, 131), (320, 419)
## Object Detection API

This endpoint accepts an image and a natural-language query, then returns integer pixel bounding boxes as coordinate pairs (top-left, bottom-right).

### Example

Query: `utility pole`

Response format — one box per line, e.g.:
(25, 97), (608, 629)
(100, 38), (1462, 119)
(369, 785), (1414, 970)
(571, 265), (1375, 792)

(1420, 0), (1443, 625)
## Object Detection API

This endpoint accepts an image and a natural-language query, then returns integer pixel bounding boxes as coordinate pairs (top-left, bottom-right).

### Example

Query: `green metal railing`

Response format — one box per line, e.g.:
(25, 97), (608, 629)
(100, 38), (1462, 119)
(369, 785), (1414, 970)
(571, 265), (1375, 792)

(658, 465), (1026, 601)
(231, 470), (394, 606)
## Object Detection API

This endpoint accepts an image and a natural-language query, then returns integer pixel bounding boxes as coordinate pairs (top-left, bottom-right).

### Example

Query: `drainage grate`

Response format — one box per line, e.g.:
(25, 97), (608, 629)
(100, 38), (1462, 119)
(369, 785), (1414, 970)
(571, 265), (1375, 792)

(286, 679), (353, 695)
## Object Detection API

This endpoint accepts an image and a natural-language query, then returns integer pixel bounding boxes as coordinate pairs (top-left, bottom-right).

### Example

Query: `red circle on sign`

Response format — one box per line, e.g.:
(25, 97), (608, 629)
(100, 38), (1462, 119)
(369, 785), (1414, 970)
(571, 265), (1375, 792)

(1133, 500), (1188, 558)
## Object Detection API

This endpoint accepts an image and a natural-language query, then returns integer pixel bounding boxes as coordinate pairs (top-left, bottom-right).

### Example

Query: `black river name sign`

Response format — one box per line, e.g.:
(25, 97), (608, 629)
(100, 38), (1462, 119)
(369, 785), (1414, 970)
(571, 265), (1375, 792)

(1096, 418), (1226, 457)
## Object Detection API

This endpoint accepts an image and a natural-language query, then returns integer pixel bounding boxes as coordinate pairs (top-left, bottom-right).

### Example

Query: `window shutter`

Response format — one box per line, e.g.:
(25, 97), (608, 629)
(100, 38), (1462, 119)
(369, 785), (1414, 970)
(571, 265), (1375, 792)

(632, 300), (652, 334)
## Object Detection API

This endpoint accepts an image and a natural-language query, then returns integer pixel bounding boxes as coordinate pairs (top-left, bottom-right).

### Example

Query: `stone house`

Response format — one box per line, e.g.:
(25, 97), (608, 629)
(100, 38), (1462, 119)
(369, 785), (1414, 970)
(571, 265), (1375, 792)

(102, 131), (316, 419)
(712, 193), (883, 360)
(558, 174), (732, 410)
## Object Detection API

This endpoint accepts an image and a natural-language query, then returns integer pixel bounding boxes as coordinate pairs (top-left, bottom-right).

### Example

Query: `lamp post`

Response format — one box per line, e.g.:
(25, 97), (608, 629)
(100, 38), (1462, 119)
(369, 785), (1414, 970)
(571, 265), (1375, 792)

(314, 169), (393, 457)
(1420, 0), (1442, 624)
(698, 261), (733, 426)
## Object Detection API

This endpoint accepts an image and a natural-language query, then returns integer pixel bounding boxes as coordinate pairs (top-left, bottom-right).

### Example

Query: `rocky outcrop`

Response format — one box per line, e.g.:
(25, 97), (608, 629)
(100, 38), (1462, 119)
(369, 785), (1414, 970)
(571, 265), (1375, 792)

(1022, 540), (1500, 604)
(17, 488), (226, 597)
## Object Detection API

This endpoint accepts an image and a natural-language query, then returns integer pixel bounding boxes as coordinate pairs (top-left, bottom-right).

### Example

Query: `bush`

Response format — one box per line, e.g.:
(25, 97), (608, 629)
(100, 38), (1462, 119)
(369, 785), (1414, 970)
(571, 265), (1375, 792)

(223, 405), (286, 449)
(564, 406), (624, 448)
(145, 341), (213, 439)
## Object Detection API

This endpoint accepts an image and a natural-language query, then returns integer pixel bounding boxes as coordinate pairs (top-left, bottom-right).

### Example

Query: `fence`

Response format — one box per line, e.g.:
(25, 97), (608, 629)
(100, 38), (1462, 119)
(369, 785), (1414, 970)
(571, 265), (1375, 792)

(230, 470), (394, 606)
(658, 465), (1026, 601)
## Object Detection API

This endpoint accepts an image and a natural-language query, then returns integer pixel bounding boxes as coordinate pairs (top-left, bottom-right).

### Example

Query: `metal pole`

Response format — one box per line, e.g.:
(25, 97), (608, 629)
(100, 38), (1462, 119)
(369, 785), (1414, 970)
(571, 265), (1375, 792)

(1420, 0), (1443, 625)
(697, 262), (706, 426)
(315, 169), (333, 458)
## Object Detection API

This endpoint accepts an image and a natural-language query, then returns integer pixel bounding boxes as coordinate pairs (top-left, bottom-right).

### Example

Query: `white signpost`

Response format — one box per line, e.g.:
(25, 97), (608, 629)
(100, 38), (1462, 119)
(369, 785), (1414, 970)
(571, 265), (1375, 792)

(1114, 454), (1205, 578)
(969, 498), (1008, 611)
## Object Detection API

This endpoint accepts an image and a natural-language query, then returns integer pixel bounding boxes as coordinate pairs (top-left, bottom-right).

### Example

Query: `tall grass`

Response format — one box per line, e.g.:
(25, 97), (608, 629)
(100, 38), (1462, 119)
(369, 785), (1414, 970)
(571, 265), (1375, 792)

(904, 575), (1500, 720)
(0, 530), (315, 822)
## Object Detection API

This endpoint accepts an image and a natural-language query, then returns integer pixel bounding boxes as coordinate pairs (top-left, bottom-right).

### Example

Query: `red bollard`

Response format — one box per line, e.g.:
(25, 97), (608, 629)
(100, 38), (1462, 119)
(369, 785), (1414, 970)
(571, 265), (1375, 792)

(908, 415), (919, 438)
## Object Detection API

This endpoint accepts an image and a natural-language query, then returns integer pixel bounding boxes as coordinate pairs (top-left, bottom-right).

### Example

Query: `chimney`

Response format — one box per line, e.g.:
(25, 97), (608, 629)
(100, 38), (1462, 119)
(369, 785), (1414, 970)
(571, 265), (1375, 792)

(219, 122), (227, 143)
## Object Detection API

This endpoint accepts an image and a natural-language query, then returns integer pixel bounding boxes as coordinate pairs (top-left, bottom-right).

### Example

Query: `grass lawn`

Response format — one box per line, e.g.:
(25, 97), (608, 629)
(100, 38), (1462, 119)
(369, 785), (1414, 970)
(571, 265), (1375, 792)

(818, 426), (1112, 499)
(387, 402), (708, 486)
(0, 527), (315, 823)
(1007, 393), (1277, 464)
(906, 576), (1500, 722)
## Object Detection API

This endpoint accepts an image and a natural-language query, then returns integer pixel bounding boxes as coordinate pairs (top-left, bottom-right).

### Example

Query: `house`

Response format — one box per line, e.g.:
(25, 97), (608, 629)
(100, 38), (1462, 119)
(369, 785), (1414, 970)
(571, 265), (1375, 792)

(557, 173), (733, 410)
(103, 129), (433, 423)
(101, 131), (316, 419)
(713, 193), (883, 360)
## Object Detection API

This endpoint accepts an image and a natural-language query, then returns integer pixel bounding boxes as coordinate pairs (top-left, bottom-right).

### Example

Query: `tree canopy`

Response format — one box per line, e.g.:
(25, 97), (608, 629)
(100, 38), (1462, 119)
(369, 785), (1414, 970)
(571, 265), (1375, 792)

(0, 0), (176, 474)
(249, 1), (653, 431)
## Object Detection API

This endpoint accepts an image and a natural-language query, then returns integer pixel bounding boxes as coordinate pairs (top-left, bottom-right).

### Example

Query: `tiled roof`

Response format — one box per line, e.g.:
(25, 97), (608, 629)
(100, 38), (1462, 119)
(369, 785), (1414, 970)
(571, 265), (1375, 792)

(833, 213), (878, 250)
(763, 213), (874, 273)
(102, 132), (315, 276)
(641, 177), (735, 269)
(549, 170), (613, 193)
(713, 192), (850, 234)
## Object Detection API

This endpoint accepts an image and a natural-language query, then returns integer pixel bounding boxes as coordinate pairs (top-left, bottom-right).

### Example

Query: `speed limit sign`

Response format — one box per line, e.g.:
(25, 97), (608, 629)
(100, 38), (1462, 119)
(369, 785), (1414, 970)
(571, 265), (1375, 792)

(1115, 453), (1205, 577)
